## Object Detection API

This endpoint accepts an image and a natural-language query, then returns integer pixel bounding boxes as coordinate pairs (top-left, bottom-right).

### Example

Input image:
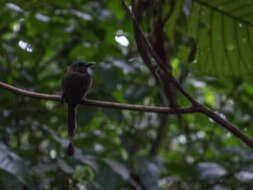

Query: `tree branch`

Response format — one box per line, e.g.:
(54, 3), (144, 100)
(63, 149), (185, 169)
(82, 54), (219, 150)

(198, 107), (253, 149)
(162, 0), (175, 27)
(121, 0), (197, 105)
(2, 78), (253, 149)
(121, 0), (253, 149)
(0, 81), (197, 114)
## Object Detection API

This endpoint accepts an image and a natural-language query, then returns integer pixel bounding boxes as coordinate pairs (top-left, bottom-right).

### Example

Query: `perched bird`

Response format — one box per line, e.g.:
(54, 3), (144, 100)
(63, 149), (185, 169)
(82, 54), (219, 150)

(61, 61), (93, 155)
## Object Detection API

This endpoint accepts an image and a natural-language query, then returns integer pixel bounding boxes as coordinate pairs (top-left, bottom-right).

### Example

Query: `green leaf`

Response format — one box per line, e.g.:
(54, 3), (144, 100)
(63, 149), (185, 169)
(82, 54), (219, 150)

(73, 165), (94, 182)
(180, 0), (253, 77)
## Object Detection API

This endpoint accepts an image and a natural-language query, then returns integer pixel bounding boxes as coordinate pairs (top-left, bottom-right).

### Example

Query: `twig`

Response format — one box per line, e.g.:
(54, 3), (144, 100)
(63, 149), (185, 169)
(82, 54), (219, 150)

(0, 81), (197, 114)
(162, 0), (175, 27)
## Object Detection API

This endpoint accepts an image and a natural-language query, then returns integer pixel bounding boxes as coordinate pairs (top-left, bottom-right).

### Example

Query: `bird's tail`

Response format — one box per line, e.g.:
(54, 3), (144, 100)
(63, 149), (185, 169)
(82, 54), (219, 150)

(67, 105), (76, 156)
(67, 142), (75, 156)
(68, 104), (76, 137)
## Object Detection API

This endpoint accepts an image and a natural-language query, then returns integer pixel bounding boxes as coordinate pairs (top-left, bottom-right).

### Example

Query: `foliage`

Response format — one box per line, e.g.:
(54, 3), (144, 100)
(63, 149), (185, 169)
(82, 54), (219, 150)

(1, 0), (253, 189)
(180, 0), (253, 77)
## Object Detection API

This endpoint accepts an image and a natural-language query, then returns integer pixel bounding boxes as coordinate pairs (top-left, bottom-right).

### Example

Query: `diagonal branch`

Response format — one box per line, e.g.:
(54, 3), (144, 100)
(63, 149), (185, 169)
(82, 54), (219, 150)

(121, 0), (197, 105)
(0, 81), (197, 114)
(121, 0), (253, 149)
(198, 107), (253, 149)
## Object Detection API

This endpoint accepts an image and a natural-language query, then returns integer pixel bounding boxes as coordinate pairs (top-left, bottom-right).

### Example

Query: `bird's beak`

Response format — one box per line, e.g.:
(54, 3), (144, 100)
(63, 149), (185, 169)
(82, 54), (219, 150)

(86, 62), (95, 67)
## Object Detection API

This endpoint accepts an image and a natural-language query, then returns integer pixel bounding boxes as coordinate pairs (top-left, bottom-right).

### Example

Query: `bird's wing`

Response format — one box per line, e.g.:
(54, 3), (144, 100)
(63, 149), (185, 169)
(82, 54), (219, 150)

(81, 73), (92, 98)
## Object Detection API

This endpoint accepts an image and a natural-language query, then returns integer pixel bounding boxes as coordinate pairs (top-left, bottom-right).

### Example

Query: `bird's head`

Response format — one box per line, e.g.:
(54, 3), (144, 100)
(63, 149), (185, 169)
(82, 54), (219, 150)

(68, 61), (94, 73)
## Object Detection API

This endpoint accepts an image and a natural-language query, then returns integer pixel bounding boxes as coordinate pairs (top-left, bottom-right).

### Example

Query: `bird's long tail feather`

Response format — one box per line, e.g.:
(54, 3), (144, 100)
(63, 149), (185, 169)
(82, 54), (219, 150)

(68, 104), (76, 137)
(67, 104), (76, 156)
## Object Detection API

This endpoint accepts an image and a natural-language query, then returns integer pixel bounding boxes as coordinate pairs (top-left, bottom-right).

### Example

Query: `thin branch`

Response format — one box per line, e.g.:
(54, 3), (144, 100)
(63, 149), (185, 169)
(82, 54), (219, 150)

(198, 107), (253, 149)
(132, 1), (171, 156)
(162, 0), (175, 27)
(2, 79), (253, 149)
(0, 81), (197, 114)
(133, 21), (160, 83)
(121, 0), (165, 69)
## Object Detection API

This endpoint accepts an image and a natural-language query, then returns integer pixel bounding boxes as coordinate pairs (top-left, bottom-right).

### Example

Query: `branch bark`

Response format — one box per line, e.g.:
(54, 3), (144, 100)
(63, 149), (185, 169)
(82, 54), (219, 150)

(121, 0), (197, 105)
(0, 81), (196, 114)
(1, 79), (253, 149)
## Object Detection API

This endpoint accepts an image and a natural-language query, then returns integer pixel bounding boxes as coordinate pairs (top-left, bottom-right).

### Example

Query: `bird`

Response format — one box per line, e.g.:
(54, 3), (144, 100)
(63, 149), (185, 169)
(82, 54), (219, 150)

(61, 61), (94, 156)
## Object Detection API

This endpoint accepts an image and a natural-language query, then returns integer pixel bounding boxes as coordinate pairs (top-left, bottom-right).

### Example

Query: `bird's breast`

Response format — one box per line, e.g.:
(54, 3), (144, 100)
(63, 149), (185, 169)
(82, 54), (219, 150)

(61, 72), (91, 106)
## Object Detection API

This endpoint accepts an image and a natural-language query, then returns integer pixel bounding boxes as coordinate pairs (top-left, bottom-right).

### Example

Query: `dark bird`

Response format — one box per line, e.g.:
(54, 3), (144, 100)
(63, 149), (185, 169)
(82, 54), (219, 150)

(61, 61), (93, 155)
